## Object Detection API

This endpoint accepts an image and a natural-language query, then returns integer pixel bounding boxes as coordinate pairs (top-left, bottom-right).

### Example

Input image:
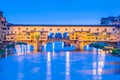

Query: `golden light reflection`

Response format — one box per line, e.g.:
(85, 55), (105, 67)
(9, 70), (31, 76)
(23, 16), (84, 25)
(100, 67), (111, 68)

(47, 52), (51, 80)
(93, 49), (105, 80)
(66, 51), (70, 80)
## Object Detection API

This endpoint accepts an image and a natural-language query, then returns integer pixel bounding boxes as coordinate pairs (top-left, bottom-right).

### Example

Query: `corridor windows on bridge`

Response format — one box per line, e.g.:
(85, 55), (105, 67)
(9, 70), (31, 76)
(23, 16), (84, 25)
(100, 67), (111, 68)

(55, 32), (62, 39)
(26, 28), (28, 30)
(57, 28), (60, 31)
(113, 28), (115, 31)
(48, 32), (54, 39)
(104, 28), (107, 32)
(50, 28), (52, 31)
(73, 28), (75, 31)
(81, 29), (83, 31)
(97, 28), (99, 31)
(18, 28), (20, 30)
(42, 28), (44, 31)
(65, 28), (68, 31)
(34, 28), (36, 30)
(63, 32), (69, 39)
(89, 29), (91, 32)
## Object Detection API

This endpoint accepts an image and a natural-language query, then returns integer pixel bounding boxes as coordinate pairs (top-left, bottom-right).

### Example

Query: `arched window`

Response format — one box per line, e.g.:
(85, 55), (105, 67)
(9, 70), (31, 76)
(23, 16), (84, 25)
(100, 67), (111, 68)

(63, 32), (69, 39)
(55, 32), (62, 38)
(48, 32), (54, 38)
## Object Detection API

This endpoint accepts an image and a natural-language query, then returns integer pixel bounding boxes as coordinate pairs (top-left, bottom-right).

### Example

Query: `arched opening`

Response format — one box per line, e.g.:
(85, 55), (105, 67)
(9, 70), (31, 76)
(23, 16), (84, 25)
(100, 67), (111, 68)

(84, 42), (110, 50)
(55, 32), (62, 38)
(48, 32), (54, 39)
(5, 42), (34, 55)
(41, 41), (76, 51)
(63, 32), (69, 39)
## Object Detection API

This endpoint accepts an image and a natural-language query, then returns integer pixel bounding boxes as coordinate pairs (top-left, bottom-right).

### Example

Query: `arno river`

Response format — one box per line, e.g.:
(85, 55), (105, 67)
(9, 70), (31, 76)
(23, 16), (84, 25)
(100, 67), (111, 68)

(0, 42), (120, 80)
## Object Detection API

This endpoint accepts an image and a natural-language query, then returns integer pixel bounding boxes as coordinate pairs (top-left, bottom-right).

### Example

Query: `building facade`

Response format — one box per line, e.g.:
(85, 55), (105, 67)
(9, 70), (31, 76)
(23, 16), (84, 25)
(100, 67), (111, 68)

(0, 11), (7, 43)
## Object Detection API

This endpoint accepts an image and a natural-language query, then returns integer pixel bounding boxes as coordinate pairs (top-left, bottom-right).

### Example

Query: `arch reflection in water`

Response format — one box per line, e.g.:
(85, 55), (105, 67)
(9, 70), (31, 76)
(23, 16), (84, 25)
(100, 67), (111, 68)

(93, 48), (105, 80)
(15, 44), (34, 55)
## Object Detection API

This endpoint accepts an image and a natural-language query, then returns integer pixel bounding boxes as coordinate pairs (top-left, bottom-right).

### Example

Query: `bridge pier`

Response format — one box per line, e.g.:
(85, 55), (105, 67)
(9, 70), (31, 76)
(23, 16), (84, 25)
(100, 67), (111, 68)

(79, 41), (84, 50)
(33, 40), (39, 52)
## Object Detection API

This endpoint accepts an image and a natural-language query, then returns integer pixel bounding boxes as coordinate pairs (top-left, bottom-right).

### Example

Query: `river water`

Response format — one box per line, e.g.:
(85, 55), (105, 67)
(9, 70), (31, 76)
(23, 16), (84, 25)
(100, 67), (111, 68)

(0, 43), (120, 80)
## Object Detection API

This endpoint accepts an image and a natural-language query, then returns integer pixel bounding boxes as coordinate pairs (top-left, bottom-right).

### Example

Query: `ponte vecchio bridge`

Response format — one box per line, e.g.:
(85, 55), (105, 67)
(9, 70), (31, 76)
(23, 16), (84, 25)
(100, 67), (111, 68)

(5, 24), (119, 51)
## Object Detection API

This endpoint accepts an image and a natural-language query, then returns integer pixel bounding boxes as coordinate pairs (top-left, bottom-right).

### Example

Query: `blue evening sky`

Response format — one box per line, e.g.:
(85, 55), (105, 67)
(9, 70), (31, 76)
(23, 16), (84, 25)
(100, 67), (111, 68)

(0, 0), (120, 24)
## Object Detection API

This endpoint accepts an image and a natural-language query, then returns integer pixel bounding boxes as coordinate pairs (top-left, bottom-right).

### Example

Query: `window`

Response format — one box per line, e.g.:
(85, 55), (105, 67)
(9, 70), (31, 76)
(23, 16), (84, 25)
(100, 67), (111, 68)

(81, 29), (83, 31)
(50, 28), (52, 31)
(34, 28), (36, 30)
(26, 28), (28, 30)
(42, 28), (44, 30)
(97, 28), (99, 31)
(18, 28), (20, 30)
(113, 28), (115, 31)
(104, 28), (107, 31)
(89, 29), (91, 31)
(7, 27), (10, 30)
(73, 28), (75, 31)
(58, 28), (60, 31)
(65, 28), (68, 31)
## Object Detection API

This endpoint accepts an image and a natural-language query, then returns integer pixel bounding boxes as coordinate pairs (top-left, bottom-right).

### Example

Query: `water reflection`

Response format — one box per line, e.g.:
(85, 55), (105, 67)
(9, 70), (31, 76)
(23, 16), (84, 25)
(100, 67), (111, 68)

(47, 52), (51, 80)
(66, 51), (70, 80)
(93, 48), (106, 80)
(1, 44), (120, 80)
(14, 44), (34, 55)
(42, 41), (75, 51)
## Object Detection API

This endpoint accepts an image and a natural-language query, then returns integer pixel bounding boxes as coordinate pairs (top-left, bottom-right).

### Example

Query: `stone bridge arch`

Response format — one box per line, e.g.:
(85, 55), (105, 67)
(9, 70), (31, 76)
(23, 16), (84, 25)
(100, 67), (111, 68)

(79, 41), (117, 50)
(41, 39), (80, 50)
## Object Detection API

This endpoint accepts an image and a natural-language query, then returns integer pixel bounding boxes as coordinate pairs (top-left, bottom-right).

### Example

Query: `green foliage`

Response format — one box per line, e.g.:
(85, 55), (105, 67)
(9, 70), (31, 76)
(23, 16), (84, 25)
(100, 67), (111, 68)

(35, 34), (40, 40)
(0, 48), (4, 54)
(111, 48), (120, 55)
(89, 43), (105, 49)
